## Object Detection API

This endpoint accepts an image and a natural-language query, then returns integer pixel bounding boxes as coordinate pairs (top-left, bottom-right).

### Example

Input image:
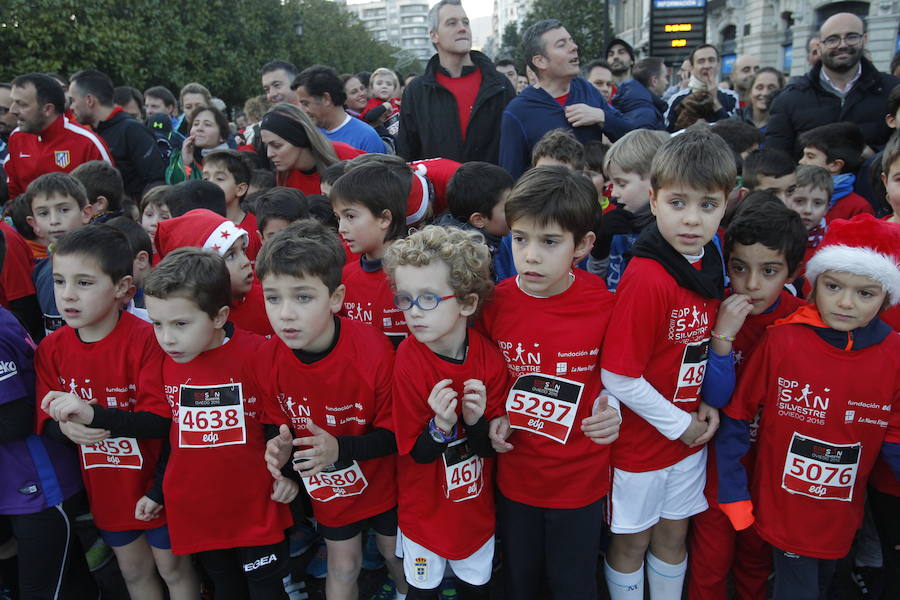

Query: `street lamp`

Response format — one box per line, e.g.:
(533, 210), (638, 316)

(294, 19), (304, 37)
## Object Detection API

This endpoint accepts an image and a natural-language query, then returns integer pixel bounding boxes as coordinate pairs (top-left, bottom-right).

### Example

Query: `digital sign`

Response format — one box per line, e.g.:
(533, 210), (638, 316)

(650, 3), (707, 64)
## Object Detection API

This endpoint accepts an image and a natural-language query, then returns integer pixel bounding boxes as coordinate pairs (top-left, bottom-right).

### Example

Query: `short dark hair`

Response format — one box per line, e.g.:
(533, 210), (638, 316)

(531, 128), (585, 170)
(293, 65), (347, 106)
(505, 166), (598, 246)
(522, 19), (564, 74)
(710, 120), (763, 157)
(144, 247), (231, 319)
(882, 131), (900, 176)
(584, 59), (612, 76)
(106, 216), (153, 259)
(495, 59), (517, 71)
(890, 50), (900, 78)
(11, 73), (65, 114)
(256, 219), (345, 293)
(71, 161), (124, 212)
(113, 86), (145, 119)
(26, 172), (88, 210)
(888, 83), (900, 120)
(70, 70), (115, 106)
(187, 105), (230, 143)
(323, 161), (349, 187)
(331, 163), (407, 242)
(306, 194), (339, 231)
(582, 141), (609, 175)
(724, 192), (806, 275)
(261, 60), (299, 78)
(447, 162), (514, 222)
(168, 180), (226, 217)
(143, 86), (177, 109)
(55, 224), (133, 282)
(203, 150), (252, 188)
(10, 195), (37, 240)
(255, 187), (310, 231)
(632, 57), (665, 89)
(250, 168), (276, 192)
(798, 121), (865, 174)
(741, 149), (795, 190)
(689, 43), (719, 64)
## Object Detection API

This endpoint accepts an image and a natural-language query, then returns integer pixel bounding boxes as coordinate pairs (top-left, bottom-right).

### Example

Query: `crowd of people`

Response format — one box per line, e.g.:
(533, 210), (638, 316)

(2, 1), (900, 599)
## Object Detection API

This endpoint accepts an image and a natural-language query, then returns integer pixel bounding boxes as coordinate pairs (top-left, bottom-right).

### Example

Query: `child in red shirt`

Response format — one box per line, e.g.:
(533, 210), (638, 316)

(200, 150), (263, 264)
(601, 129), (736, 600)
(384, 225), (508, 599)
(362, 68), (401, 137)
(257, 220), (406, 600)
(784, 165), (833, 277)
(480, 166), (621, 600)
(718, 214), (900, 599)
(38, 225), (198, 599)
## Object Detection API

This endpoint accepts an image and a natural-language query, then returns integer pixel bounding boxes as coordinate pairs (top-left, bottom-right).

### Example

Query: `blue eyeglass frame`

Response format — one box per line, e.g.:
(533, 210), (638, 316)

(393, 293), (463, 311)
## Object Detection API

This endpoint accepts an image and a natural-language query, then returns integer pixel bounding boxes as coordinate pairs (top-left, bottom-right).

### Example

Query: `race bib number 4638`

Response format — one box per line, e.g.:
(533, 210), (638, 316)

(781, 433), (860, 501)
(506, 374), (583, 444)
(178, 383), (246, 448)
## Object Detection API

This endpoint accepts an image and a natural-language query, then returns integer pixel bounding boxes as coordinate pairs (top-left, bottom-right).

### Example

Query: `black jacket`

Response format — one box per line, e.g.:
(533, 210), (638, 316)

(396, 50), (515, 164)
(96, 110), (166, 199)
(764, 57), (900, 157)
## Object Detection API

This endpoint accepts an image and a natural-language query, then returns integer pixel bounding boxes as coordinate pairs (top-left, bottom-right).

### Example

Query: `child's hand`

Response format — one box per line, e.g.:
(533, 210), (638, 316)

(265, 424), (294, 480)
(134, 496), (162, 521)
(427, 379), (458, 433)
(271, 478), (299, 504)
(713, 294), (753, 340)
(461, 379), (487, 426)
(690, 402), (720, 447)
(489, 415), (513, 453)
(581, 394), (621, 445)
(679, 412), (706, 446)
(292, 421), (339, 478)
(42, 391), (94, 424)
(59, 421), (110, 445)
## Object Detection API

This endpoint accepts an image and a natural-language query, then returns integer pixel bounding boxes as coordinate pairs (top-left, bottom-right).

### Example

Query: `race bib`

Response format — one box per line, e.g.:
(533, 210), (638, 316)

(781, 433), (860, 501)
(81, 437), (143, 470)
(506, 374), (583, 444)
(442, 438), (483, 502)
(178, 383), (246, 448)
(673, 339), (709, 403)
(303, 460), (368, 502)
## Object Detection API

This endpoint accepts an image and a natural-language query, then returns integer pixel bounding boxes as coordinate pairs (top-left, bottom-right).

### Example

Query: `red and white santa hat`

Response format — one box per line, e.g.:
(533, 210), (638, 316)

(155, 208), (248, 259)
(406, 170), (431, 225)
(805, 214), (900, 305)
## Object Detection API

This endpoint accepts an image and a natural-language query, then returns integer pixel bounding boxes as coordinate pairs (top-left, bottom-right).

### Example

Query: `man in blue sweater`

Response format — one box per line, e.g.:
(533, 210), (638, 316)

(611, 57), (669, 131)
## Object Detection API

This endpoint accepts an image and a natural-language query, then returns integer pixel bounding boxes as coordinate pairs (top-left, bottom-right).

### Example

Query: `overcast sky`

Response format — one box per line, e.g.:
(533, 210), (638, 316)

(345, 0), (492, 20)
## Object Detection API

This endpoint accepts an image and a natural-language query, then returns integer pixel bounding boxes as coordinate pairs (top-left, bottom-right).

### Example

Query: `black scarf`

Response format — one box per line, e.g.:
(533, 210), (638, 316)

(630, 224), (724, 299)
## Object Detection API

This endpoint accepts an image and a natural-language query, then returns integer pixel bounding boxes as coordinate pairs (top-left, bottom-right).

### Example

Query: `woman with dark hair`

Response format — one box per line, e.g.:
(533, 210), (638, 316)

(166, 105), (231, 183)
(259, 103), (364, 195)
(342, 75), (369, 117)
(737, 67), (785, 133)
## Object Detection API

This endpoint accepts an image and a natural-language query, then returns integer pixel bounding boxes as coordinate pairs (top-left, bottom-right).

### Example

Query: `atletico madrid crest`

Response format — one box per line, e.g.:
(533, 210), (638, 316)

(54, 151), (70, 168)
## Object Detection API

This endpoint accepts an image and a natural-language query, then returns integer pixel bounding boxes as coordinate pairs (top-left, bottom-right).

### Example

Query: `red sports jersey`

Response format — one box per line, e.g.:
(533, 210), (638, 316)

(393, 332), (507, 559)
(825, 192), (874, 224)
(478, 273), (615, 509)
(871, 308), (900, 496)
(602, 257), (720, 472)
(0, 223), (35, 307)
(34, 312), (165, 531)
(230, 281), (273, 336)
(408, 158), (462, 216)
(136, 327), (292, 554)
(340, 260), (407, 346)
(724, 322), (900, 559)
(237, 212), (262, 265)
(278, 142), (365, 196)
(255, 318), (396, 528)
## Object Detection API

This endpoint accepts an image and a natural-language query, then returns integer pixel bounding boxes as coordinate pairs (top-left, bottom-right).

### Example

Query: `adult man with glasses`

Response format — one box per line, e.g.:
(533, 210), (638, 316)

(766, 12), (900, 157)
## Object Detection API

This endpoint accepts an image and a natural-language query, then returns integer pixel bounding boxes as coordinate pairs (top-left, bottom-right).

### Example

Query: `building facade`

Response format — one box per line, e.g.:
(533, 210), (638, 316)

(343, 0), (433, 63)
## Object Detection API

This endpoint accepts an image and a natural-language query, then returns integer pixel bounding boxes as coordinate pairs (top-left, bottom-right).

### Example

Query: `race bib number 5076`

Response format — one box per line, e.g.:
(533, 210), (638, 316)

(781, 433), (860, 501)
(178, 383), (246, 448)
(506, 374), (583, 444)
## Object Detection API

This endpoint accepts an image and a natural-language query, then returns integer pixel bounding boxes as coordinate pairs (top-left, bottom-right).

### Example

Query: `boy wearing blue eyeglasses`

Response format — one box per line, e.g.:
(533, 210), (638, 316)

(384, 225), (509, 600)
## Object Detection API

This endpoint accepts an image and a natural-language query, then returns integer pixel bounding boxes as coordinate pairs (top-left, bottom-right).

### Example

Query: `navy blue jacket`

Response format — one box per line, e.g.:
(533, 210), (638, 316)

(611, 79), (667, 131)
(500, 77), (630, 179)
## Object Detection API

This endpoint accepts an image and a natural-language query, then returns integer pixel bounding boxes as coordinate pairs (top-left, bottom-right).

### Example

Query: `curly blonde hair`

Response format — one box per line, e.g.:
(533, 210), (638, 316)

(384, 225), (494, 312)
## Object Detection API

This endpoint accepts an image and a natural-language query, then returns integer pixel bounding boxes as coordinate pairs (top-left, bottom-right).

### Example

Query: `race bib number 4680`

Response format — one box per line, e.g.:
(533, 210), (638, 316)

(178, 383), (246, 448)
(303, 460), (368, 503)
(506, 374), (584, 444)
(781, 433), (860, 501)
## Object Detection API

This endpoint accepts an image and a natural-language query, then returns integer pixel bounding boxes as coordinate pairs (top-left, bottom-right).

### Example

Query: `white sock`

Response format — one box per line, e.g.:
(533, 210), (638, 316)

(605, 559), (644, 600)
(646, 552), (687, 599)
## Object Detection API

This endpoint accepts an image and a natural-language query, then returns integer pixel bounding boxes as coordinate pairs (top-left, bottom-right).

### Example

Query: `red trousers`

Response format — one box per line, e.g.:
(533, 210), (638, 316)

(687, 504), (771, 600)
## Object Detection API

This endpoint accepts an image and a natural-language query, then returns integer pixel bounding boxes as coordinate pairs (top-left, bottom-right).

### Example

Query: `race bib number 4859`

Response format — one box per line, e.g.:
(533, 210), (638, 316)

(506, 374), (583, 444)
(81, 437), (143, 470)
(178, 383), (246, 448)
(781, 433), (860, 501)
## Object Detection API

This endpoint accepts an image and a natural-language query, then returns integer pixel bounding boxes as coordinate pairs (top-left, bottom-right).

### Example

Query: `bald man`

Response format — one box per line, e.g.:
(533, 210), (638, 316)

(729, 54), (759, 105)
(765, 12), (900, 156)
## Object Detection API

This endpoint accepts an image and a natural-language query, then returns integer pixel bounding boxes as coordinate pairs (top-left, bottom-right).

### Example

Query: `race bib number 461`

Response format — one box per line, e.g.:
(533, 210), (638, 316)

(506, 374), (583, 444)
(781, 433), (860, 501)
(178, 383), (246, 448)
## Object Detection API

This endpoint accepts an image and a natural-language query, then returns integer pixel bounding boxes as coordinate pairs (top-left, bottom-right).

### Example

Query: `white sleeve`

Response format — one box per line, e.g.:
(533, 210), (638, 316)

(601, 369), (692, 440)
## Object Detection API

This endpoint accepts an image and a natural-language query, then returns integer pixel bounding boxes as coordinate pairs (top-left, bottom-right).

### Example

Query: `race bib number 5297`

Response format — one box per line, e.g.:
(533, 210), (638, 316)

(506, 374), (583, 444)
(178, 383), (246, 448)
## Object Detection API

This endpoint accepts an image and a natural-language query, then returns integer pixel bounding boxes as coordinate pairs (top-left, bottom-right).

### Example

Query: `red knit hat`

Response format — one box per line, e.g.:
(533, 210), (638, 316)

(155, 208), (248, 259)
(806, 214), (900, 305)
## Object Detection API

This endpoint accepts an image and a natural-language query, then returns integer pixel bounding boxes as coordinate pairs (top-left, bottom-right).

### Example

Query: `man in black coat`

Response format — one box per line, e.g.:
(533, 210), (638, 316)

(69, 70), (165, 200)
(765, 12), (900, 157)
(396, 0), (515, 165)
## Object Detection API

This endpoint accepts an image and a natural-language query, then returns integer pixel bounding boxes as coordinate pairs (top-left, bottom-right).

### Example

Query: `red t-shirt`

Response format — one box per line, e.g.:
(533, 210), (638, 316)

(137, 328), (292, 554)
(237, 212), (261, 265)
(724, 322), (900, 559)
(409, 158), (462, 217)
(34, 312), (165, 531)
(601, 256), (721, 472)
(230, 281), (273, 337)
(554, 93), (569, 106)
(871, 306), (900, 496)
(0, 223), (36, 307)
(825, 192), (874, 224)
(279, 142), (365, 196)
(340, 260), (407, 347)
(255, 318), (396, 528)
(478, 273), (615, 509)
(434, 69), (483, 141)
(392, 332), (507, 559)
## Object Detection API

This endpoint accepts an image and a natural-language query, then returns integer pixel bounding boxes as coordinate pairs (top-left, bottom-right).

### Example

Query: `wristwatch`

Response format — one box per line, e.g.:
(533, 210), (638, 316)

(428, 418), (456, 443)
